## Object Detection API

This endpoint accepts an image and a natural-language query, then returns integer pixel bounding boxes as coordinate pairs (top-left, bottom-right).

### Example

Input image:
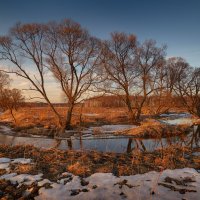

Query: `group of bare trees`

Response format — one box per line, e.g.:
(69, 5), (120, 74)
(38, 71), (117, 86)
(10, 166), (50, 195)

(0, 20), (100, 129)
(98, 33), (169, 122)
(170, 58), (200, 117)
(46, 20), (100, 129)
(0, 88), (24, 122)
(0, 19), (199, 129)
(0, 71), (24, 122)
(0, 71), (10, 89)
(99, 34), (200, 121)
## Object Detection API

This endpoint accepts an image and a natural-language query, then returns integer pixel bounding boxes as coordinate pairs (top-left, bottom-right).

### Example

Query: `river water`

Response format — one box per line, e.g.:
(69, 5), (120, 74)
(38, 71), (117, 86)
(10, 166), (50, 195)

(0, 126), (199, 153)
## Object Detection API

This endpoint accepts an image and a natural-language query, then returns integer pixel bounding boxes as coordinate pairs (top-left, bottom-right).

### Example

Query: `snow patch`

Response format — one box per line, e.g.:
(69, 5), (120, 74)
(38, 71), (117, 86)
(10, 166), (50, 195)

(0, 157), (11, 163)
(35, 168), (200, 200)
(5, 173), (43, 185)
(38, 179), (52, 187)
(159, 112), (194, 126)
(0, 157), (200, 199)
(89, 125), (137, 133)
(160, 112), (191, 118)
(0, 173), (17, 179)
(0, 163), (9, 170)
(160, 118), (193, 125)
(12, 158), (32, 164)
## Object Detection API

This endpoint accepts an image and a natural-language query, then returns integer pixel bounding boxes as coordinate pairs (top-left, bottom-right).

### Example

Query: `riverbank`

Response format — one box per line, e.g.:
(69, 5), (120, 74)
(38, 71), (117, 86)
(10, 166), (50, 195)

(0, 145), (200, 178)
(1, 107), (197, 139)
(0, 118), (195, 140)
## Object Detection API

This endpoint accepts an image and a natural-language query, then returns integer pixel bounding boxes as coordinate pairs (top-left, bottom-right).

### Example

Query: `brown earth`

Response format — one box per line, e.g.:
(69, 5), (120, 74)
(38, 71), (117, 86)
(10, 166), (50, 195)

(0, 144), (199, 180)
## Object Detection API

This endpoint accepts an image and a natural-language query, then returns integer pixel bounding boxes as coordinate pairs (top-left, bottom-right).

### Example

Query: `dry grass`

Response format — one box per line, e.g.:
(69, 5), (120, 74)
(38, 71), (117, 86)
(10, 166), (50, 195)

(67, 162), (91, 176)
(10, 163), (37, 175)
(115, 119), (192, 138)
(0, 105), (191, 129)
(0, 144), (199, 179)
(0, 106), (129, 128)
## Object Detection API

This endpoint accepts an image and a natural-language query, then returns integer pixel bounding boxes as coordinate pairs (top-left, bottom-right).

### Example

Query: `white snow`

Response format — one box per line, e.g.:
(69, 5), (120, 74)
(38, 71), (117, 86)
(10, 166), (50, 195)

(37, 183), (68, 200)
(89, 124), (137, 133)
(1, 157), (200, 200)
(12, 158), (32, 164)
(160, 112), (190, 118)
(0, 163), (9, 170)
(0, 173), (17, 179)
(2, 173), (43, 185)
(35, 168), (200, 200)
(0, 157), (32, 171)
(38, 179), (52, 187)
(159, 112), (194, 126)
(0, 158), (11, 163)
(160, 118), (194, 125)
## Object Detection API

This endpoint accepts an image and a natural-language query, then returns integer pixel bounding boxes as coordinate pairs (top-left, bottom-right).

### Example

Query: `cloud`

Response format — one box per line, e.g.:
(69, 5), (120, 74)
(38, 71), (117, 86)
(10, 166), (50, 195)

(0, 64), (63, 103)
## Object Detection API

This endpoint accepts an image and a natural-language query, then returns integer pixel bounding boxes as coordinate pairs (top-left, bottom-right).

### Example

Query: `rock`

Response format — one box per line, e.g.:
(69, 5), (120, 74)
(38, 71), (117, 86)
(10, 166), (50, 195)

(70, 189), (81, 196)
(82, 188), (89, 192)
(92, 185), (97, 189)
(80, 178), (89, 186)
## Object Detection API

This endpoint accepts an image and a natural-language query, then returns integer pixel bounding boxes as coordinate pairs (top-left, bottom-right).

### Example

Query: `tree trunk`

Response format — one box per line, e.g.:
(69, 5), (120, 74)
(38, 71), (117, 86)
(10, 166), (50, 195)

(67, 138), (73, 150)
(136, 107), (142, 121)
(46, 100), (63, 128)
(196, 101), (200, 117)
(135, 97), (147, 122)
(125, 94), (136, 124)
(10, 109), (16, 124)
(126, 138), (133, 153)
(65, 103), (74, 130)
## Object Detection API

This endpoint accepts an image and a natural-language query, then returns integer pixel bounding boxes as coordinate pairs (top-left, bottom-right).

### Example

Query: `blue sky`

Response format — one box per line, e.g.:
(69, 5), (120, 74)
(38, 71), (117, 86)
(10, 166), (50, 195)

(0, 0), (200, 66)
(0, 0), (200, 102)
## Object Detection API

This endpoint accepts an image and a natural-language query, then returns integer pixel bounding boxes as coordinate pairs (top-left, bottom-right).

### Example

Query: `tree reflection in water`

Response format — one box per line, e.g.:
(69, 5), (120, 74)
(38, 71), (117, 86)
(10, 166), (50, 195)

(54, 137), (73, 150)
(67, 138), (73, 150)
(1, 124), (199, 153)
(126, 125), (200, 153)
(126, 139), (147, 153)
(188, 125), (200, 148)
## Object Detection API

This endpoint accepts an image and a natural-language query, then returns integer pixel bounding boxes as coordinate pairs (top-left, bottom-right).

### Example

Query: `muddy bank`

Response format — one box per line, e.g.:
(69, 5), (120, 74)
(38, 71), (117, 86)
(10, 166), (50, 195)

(0, 120), (194, 141)
(0, 144), (200, 179)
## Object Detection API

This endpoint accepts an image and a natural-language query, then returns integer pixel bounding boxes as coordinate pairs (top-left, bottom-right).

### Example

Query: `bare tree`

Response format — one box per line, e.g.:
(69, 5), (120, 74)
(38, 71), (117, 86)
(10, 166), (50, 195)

(0, 71), (10, 90)
(146, 57), (189, 115)
(0, 88), (24, 123)
(146, 59), (170, 115)
(166, 57), (189, 94)
(134, 40), (166, 120)
(0, 23), (63, 127)
(99, 32), (138, 123)
(45, 19), (100, 129)
(171, 57), (200, 117)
